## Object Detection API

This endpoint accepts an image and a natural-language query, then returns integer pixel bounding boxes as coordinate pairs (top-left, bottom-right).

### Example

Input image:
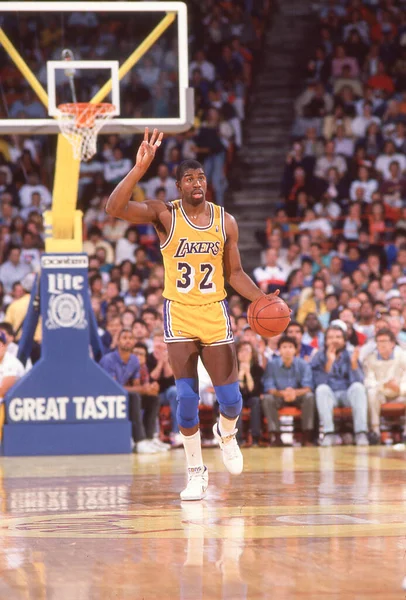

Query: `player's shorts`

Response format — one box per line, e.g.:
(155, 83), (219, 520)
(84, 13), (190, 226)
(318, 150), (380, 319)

(163, 299), (233, 346)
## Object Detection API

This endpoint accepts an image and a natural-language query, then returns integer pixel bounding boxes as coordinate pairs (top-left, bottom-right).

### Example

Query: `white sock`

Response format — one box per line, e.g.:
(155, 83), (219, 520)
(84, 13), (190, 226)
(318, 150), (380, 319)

(219, 414), (238, 437)
(180, 430), (203, 469)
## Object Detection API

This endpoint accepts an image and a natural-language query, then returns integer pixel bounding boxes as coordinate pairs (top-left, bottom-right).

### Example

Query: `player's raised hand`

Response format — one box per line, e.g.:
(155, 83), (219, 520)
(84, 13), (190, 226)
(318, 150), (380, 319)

(136, 127), (164, 172)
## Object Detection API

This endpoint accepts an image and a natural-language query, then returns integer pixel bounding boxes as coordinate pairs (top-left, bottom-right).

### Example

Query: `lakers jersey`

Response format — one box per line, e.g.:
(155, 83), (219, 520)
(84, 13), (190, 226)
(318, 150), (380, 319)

(161, 200), (227, 306)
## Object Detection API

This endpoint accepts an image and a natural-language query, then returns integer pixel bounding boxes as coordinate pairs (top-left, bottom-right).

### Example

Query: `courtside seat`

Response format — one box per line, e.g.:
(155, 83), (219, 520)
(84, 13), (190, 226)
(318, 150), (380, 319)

(279, 407), (302, 418)
(381, 402), (405, 417)
(158, 404), (216, 442)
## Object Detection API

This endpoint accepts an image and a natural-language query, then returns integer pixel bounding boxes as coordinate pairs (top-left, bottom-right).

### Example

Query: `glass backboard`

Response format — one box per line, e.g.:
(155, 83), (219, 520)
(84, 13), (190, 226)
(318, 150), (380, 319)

(0, 1), (194, 134)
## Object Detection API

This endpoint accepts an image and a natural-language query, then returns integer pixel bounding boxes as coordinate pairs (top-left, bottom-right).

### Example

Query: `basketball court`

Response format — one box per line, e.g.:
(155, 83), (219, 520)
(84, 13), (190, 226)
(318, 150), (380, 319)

(0, 447), (406, 598)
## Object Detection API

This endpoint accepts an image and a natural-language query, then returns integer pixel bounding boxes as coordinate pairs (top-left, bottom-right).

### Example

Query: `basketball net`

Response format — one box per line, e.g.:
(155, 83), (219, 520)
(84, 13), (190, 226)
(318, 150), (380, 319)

(55, 103), (116, 162)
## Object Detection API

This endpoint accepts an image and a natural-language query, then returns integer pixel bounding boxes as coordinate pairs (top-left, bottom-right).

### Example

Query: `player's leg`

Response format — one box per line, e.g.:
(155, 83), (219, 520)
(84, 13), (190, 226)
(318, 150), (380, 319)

(167, 340), (208, 500)
(201, 343), (244, 474)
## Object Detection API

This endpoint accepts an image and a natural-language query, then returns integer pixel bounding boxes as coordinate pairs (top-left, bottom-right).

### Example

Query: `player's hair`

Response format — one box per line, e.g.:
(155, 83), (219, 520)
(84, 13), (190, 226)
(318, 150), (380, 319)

(175, 160), (204, 181)
(277, 335), (298, 350)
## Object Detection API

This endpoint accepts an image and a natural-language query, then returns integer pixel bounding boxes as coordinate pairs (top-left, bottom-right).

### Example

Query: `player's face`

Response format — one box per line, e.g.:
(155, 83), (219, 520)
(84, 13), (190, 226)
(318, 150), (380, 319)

(178, 169), (207, 205)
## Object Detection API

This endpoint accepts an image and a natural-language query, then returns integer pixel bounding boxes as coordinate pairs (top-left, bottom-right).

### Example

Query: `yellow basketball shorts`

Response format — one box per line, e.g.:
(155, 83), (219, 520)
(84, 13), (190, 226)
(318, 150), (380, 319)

(163, 299), (233, 346)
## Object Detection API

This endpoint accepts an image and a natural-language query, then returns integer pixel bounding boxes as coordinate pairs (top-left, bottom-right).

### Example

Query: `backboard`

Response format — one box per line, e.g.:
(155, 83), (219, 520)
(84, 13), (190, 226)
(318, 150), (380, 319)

(0, 1), (194, 134)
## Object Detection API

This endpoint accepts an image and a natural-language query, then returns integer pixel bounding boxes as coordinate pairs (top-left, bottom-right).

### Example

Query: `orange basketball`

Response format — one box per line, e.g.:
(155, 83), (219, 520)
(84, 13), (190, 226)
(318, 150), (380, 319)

(247, 296), (291, 338)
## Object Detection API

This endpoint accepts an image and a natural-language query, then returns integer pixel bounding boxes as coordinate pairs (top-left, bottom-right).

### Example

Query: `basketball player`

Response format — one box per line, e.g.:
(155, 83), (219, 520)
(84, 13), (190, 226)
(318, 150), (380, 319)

(106, 128), (276, 500)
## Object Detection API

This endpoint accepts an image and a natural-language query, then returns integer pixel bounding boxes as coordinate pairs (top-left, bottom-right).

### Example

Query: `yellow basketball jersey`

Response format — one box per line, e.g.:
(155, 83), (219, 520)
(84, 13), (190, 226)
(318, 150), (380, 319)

(161, 200), (227, 306)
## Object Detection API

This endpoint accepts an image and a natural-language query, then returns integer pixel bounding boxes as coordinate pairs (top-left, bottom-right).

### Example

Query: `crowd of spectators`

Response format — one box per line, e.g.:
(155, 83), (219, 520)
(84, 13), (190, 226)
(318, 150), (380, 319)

(247, 0), (406, 446)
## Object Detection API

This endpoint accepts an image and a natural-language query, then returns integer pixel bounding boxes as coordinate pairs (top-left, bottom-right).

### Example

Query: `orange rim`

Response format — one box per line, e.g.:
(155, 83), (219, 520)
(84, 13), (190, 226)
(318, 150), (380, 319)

(57, 103), (115, 128)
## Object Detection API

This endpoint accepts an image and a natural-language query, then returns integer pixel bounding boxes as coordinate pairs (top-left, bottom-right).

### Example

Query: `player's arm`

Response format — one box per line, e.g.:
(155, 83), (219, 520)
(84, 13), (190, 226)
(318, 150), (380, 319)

(105, 127), (165, 224)
(224, 213), (266, 302)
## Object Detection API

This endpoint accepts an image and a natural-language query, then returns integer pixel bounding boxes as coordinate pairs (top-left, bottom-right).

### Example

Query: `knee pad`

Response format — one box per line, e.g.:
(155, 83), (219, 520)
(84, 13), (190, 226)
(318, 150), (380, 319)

(175, 378), (199, 429)
(215, 381), (242, 419)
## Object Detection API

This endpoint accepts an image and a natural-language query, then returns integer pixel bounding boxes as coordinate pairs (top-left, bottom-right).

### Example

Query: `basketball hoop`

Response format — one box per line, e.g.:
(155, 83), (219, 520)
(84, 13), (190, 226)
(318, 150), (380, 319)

(55, 103), (116, 162)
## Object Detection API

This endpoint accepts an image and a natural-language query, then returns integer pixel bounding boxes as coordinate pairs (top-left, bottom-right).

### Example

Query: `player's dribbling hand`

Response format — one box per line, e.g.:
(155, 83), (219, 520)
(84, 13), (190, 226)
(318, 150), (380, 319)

(136, 127), (164, 172)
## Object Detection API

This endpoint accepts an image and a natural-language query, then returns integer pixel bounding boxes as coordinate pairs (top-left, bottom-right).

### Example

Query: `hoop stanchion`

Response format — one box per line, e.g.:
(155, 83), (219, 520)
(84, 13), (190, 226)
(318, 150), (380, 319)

(55, 103), (116, 161)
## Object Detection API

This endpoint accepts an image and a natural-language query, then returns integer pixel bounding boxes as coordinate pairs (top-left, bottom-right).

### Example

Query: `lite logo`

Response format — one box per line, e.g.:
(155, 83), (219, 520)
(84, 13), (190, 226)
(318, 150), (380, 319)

(46, 274), (87, 330)
(48, 273), (84, 295)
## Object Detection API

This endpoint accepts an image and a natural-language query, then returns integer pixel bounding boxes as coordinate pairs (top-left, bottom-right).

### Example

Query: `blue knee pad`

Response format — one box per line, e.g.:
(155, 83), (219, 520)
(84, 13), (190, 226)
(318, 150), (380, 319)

(215, 381), (242, 419)
(175, 378), (200, 429)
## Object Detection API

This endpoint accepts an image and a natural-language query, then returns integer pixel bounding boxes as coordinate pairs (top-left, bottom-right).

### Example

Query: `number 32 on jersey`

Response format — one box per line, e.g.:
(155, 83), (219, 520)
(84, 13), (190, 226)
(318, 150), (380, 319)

(176, 262), (216, 294)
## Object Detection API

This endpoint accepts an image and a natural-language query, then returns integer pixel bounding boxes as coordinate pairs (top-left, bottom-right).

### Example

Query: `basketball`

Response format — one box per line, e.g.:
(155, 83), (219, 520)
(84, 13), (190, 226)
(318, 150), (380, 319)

(247, 295), (291, 338)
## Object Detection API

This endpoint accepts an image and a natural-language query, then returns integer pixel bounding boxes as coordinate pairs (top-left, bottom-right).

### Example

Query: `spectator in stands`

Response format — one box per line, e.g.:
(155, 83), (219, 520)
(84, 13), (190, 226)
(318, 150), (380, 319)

(123, 274), (145, 308)
(253, 249), (287, 294)
(312, 324), (369, 446)
(375, 141), (406, 180)
(343, 202), (363, 240)
(83, 226), (114, 265)
(286, 321), (315, 361)
(235, 341), (264, 447)
(194, 108), (227, 206)
(18, 173), (51, 209)
(349, 165), (379, 204)
(146, 331), (179, 446)
(302, 312), (324, 349)
(100, 329), (160, 454)
(189, 49), (216, 82)
(297, 277), (328, 325)
(0, 330), (25, 438)
(0, 247), (33, 294)
(132, 342), (170, 451)
(144, 163), (178, 201)
(314, 140), (347, 181)
(364, 328), (406, 445)
(262, 335), (315, 447)
(0, 322), (18, 358)
(339, 307), (367, 348)
(357, 300), (376, 340)
(298, 208), (332, 239)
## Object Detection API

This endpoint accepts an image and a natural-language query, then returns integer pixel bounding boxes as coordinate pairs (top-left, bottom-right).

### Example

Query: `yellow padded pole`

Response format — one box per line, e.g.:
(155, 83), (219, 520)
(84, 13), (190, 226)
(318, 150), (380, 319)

(50, 134), (81, 243)
(0, 28), (48, 108)
(90, 12), (176, 104)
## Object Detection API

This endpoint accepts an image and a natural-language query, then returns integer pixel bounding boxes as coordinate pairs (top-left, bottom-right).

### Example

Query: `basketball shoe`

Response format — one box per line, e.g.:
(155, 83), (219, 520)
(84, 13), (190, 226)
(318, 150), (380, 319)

(213, 424), (244, 475)
(180, 466), (209, 501)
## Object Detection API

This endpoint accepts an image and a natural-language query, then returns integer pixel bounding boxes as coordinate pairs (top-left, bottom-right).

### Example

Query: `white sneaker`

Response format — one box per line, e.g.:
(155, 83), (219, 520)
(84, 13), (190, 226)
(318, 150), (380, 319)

(213, 423), (243, 475)
(170, 432), (184, 448)
(180, 466), (209, 501)
(135, 439), (160, 454)
(151, 438), (171, 452)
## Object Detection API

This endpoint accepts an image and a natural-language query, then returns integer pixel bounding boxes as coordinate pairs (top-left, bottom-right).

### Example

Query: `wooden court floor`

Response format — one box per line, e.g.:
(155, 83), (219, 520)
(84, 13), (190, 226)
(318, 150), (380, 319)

(0, 447), (406, 599)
